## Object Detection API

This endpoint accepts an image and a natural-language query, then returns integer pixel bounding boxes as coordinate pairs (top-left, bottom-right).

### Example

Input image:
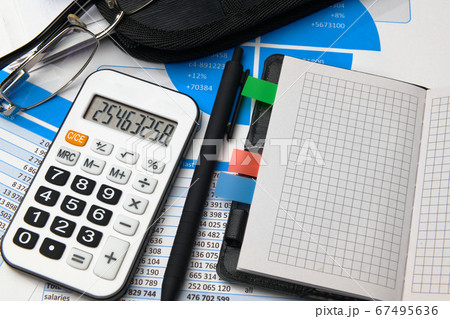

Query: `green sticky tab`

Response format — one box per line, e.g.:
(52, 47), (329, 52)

(241, 76), (278, 105)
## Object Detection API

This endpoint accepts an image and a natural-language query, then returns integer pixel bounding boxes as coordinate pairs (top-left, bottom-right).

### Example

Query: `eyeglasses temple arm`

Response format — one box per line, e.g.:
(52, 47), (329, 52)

(95, 10), (124, 40)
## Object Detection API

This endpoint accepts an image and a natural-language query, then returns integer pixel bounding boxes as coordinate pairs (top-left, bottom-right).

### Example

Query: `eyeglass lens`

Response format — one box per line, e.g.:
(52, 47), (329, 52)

(3, 27), (98, 111)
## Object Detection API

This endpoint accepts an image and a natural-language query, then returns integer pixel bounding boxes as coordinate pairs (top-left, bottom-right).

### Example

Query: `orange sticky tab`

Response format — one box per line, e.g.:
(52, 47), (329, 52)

(228, 149), (262, 178)
(65, 130), (88, 146)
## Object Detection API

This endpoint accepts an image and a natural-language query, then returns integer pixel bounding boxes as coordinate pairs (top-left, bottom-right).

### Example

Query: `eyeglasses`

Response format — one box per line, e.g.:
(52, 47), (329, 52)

(0, 0), (154, 117)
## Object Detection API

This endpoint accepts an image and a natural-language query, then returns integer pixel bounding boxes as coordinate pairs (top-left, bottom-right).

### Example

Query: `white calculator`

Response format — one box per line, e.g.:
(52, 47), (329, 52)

(1, 70), (199, 299)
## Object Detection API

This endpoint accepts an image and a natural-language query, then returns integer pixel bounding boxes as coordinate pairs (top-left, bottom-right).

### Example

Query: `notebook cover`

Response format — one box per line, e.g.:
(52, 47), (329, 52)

(216, 54), (358, 300)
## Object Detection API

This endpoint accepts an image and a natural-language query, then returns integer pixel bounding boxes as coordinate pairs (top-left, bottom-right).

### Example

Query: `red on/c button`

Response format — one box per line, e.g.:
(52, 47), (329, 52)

(65, 130), (88, 146)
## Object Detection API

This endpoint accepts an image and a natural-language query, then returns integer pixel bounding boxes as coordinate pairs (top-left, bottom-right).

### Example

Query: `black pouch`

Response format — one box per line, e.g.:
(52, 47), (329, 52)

(97, 0), (340, 63)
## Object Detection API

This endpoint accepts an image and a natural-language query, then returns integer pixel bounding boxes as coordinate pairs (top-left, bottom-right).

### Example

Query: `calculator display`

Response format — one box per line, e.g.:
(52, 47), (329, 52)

(84, 95), (178, 146)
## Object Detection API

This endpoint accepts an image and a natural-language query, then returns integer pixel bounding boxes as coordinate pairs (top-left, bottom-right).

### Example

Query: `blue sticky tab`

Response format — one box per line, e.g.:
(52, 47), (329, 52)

(214, 173), (256, 204)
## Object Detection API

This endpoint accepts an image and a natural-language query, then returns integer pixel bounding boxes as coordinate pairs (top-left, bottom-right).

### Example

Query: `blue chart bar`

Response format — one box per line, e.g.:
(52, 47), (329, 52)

(0, 110), (56, 143)
(0, 114), (56, 141)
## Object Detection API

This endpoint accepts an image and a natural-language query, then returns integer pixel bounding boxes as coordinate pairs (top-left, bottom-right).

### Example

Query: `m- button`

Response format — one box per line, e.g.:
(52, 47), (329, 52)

(65, 130), (88, 146)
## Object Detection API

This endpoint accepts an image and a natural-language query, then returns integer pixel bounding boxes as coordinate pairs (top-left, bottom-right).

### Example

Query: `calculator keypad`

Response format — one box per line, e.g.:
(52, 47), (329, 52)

(91, 139), (114, 155)
(67, 248), (92, 270)
(142, 158), (165, 174)
(45, 166), (70, 186)
(13, 228), (39, 249)
(113, 215), (139, 236)
(35, 186), (60, 206)
(106, 165), (131, 184)
(24, 207), (50, 228)
(80, 156), (106, 175)
(55, 146), (80, 166)
(116, 148), (139, 165)
(77, 226), (102, 248)
(132, 174), (157, 194)
(60, 195), (86, 216)
(123, 194), (148, 215)
(50, 216), (76, 238)
(12, 132), (168, 283)
(71, 175), (96, 195)
(40, 238), (66, 260)
(87, 205), (112, 226)
(97, 184), (122, 205)
(94, 236), (129, 280)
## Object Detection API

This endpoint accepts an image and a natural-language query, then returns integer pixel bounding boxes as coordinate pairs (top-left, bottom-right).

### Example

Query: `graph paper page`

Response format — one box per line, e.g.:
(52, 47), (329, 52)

(238, 57), (426, 300)
(403, 88), (450, 301)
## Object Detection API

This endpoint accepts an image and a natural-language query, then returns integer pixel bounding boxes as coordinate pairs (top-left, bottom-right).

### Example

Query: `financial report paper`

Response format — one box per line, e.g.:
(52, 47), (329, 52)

(1, 0), (450, 301)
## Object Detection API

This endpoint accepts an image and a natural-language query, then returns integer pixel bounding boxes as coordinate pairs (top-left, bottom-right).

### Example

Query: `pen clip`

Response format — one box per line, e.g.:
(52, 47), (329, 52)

(226, 69), (250, 140)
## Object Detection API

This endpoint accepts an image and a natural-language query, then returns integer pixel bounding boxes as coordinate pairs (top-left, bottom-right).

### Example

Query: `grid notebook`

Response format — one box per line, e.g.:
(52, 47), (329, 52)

(269, 73), (418, 290)
(237, 56), (450, 300)
(411, 96), (450, 294)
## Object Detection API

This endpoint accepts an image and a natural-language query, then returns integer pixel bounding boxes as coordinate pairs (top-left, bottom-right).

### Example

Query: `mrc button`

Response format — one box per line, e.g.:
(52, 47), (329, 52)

(65, 130), (88, 146)
(55, 146), (80, 166)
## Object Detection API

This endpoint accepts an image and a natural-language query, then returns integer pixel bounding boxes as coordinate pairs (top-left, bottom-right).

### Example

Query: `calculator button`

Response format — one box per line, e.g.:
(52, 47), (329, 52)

(132, 174), (157, 194)
(60, 195), (86, 216)
(123, 194), (148, 215)
(80, 156), (105, 175)
(35, 186), (60, 206)
(55, 146), (80, 166)
(116, 148), (139, 165)
(94, 236), (129, 280)
(87, 205), (112, 226)
(13, 228), (39, 249)
(142, 158), (165, 174)
(67, 248), (92, 270)
(39, 238), (66, 260)
(71, 175), (96, 196)
(91, 139), (114, 156)
(106, 165), (132, 185)
(113, 215), (139, 236)
(45, 166), (70, 186)
(65, 130), (88, 147)
(24, 207), (50, 228)
(50, 216), (76, 238)
(97, 185), (122, 205)
(77, 226), (103, 248)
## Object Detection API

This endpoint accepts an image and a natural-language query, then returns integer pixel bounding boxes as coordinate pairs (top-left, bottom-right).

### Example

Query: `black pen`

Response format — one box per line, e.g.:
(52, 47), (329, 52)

(161, 47), (244, 301)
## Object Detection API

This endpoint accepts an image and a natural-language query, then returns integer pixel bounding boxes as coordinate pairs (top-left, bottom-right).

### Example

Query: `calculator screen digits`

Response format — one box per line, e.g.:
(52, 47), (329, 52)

(84, 95), (178, 146)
